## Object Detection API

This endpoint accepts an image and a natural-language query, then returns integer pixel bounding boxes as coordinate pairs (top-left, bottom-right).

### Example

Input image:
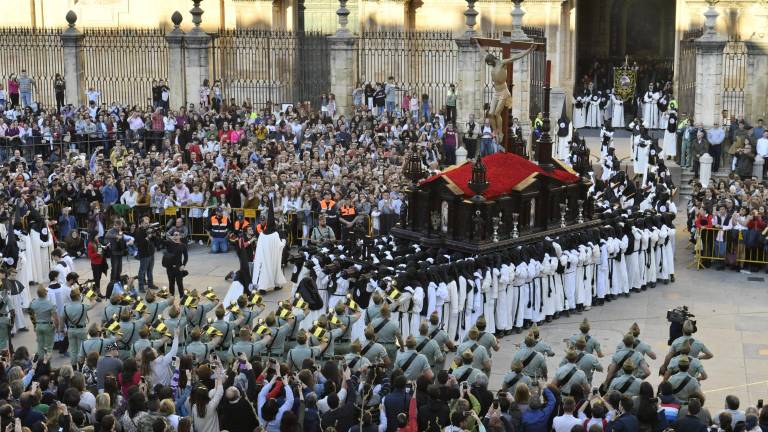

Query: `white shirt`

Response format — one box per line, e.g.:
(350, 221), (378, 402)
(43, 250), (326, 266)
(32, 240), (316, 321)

(150, 336), (179, 386)
(86, 90), (100, 103)
(756, 137), (768, 157)
(553, 413), (584, 432)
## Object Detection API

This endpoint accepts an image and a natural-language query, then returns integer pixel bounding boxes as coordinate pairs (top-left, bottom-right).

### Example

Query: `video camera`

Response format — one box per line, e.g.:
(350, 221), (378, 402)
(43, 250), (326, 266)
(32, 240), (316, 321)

(146, 222), (162, 236)
(666, 305), (696, 345)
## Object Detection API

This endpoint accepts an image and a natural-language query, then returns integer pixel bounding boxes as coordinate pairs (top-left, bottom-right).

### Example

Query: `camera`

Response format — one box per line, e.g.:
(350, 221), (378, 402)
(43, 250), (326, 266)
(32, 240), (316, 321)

(146, 222), (161, 236)
(667, 305), (696, 345)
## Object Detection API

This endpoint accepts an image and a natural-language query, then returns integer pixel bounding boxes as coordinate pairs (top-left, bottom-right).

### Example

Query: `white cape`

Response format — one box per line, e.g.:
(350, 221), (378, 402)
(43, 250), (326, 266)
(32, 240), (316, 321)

(251, 232), (288, 292)
(223, 280), (245, 308)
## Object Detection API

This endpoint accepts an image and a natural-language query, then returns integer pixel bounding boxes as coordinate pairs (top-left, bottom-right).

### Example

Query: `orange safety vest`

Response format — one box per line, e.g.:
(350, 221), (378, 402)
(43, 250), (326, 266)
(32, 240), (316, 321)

(234, 219), (250, 231)
(320, 199), (336, 210)
(340, 205), (356, 217)
(210, 215), (229, 237)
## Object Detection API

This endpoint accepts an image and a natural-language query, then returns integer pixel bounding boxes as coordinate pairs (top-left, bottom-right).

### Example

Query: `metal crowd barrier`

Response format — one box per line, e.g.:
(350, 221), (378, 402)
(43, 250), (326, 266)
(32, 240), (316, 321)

(692, 227), (768, 269)
(46, 202), (381, 247)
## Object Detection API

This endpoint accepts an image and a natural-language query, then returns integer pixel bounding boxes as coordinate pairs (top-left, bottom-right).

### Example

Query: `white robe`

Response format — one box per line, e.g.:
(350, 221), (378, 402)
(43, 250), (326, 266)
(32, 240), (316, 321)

(408, 285), (425, 337)
(251, 232), (287, 292)
(563, 251), (578, 311)
(627, 229), (642, 290)
(663, 115), (678, 157)
(541, 255), (557, 318)
(511, 263), (528, 328)
(223, 280), (245, 308)
(495, 265), (511, 331)
(596, 241), (610, 299)
(445, 280), (459, 342)
(574, 97), (587, 129)
(633, 136), (650, 185)
(611, 95), (625, 128)
(482, 269), (496, 334)
(30, 229), (53, 284)
(586, 97), (601, 128)
(642, 91), (660, 129)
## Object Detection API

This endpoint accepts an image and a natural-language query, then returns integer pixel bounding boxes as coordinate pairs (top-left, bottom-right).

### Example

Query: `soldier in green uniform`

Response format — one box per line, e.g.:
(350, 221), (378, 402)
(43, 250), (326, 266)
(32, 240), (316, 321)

(332, 301), (361, 355)
(29, 285), (58, 357)
(183, 327), (222, 363)
(309, 315), (346, 362)
(450, 349), (487, 385)
(665, 341), (707, 381)
(344, 339), (372, 374)
(364, 292), (384, 325)
(369, 304), (400, 363)
(0, 298), (12, 352)
(426, 311), (455, 353)
(551, 349), (589, 397)
(531, 324), (555, 357)
(603, 334), (649, 386)
(283, 303), (307, 353)
(360, 325), (391, 368)
(78, 324), (116, 363)
(394, 335), (433, 381)
(666, 355), (704, 402)
(229, 295), (262, 333)
(559, 336), (603, 384)
(183, 291), (218, 332)
(662, 320), (713, 375)
(117, 309), (148, 360)
(471, 317), (500, 357)
(616, 322), (657, 360)
(456, 327), (492, 375)
(501, 360), (532, 392)
(264, 312), (293, 358)
(230, 327), (273, 362)
(131, 326), (169, 358)
(286, 330), (325, 372)
(102, 294), (127, 323)
(569, 318), (604, 357)
(608, 359), (642, 397)
(142, 291), (170, 326)
(163, 305), (187, 346)
(414, 322), (444, 369)
(209, 305), (243, 363)
(511, 334), (548, 380)
(62, 288), (97, 366)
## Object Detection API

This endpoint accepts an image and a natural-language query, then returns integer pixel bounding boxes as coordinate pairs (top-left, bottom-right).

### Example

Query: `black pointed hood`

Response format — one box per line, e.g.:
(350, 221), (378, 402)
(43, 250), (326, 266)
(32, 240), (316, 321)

(264, 198), (277, 235)
(557, 101), (570, 137)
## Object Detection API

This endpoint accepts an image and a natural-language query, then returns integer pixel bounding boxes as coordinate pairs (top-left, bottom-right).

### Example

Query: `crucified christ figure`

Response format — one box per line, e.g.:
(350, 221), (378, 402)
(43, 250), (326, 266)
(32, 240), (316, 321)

(484, 46), (535, 146)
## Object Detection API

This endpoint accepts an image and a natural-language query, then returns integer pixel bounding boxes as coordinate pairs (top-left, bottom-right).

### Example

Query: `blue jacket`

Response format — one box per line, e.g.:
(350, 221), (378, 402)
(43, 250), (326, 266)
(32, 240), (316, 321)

(58, 214), (77, 238)
(521, 387), (556, 432)
(383, 389), (411, 432)
(607, 413), (640, 432)
(101, 185), (118, 206)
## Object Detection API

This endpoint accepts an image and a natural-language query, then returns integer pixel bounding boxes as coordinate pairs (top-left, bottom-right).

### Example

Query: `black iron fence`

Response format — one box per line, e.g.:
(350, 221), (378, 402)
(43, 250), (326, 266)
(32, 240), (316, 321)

(357, 31), (458, 113)
(677, 29), (701, 116)
(81, 28), (169, 106)
(722, 41), (747, 119)
(210, 29), (330, 108)
(0, 28), (63, 108)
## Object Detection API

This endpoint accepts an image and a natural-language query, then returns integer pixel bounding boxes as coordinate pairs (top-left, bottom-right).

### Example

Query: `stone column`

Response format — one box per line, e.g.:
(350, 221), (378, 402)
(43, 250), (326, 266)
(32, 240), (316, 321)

(455, 0), (483, 144)
(60, 11), (85, 107)
(745, 39), (768, 123)
(508, 4), (532, 136)
(693, 5), (726, 128)
(166, 11), (186, 107)
(699, 153), (713, 187)
(328, 0), (357, 117)
(184, 0), (211, 107)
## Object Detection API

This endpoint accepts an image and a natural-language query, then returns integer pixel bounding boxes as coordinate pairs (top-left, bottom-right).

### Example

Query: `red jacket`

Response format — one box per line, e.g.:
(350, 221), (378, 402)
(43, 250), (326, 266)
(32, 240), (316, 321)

(694, 214), (713, 229)
(87, 241), (104, 265)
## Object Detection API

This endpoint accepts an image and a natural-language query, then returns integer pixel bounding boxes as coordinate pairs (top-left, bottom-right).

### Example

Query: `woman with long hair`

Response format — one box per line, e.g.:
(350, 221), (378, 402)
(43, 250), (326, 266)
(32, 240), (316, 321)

(636, 381), (668, 432)
(187, 362), (224, 432)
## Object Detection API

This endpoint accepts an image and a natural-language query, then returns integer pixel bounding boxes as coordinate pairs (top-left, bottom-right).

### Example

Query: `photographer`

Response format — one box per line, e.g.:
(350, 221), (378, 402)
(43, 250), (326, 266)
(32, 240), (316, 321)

(104, 219), (128, 299)
(134, 216), (156, 293)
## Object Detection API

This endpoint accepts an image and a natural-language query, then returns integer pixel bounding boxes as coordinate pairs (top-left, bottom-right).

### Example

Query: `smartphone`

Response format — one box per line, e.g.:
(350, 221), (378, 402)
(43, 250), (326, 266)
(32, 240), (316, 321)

(592, 387), (598, 396)
(405, 383), (413, 393)
(758, 399), (764, 409)
(492, 400), (500, 409)
(212, 354), (219, 362)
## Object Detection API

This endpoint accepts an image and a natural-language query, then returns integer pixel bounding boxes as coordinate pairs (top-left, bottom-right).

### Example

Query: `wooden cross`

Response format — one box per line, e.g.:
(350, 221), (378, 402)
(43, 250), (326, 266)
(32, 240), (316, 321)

(473, 31), (544, 153)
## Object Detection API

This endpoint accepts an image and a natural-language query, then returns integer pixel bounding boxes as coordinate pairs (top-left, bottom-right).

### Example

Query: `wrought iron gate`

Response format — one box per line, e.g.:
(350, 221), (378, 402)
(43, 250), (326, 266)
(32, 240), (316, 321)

(722, 41), (747, 119)
(357, 31), (457, 111)
(677, 29), (700, 116)
(0, 28), (63, 108)
(81, 28), (168, 105)
(527, 28), (547, 121)
(210, 29), (330, 108)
